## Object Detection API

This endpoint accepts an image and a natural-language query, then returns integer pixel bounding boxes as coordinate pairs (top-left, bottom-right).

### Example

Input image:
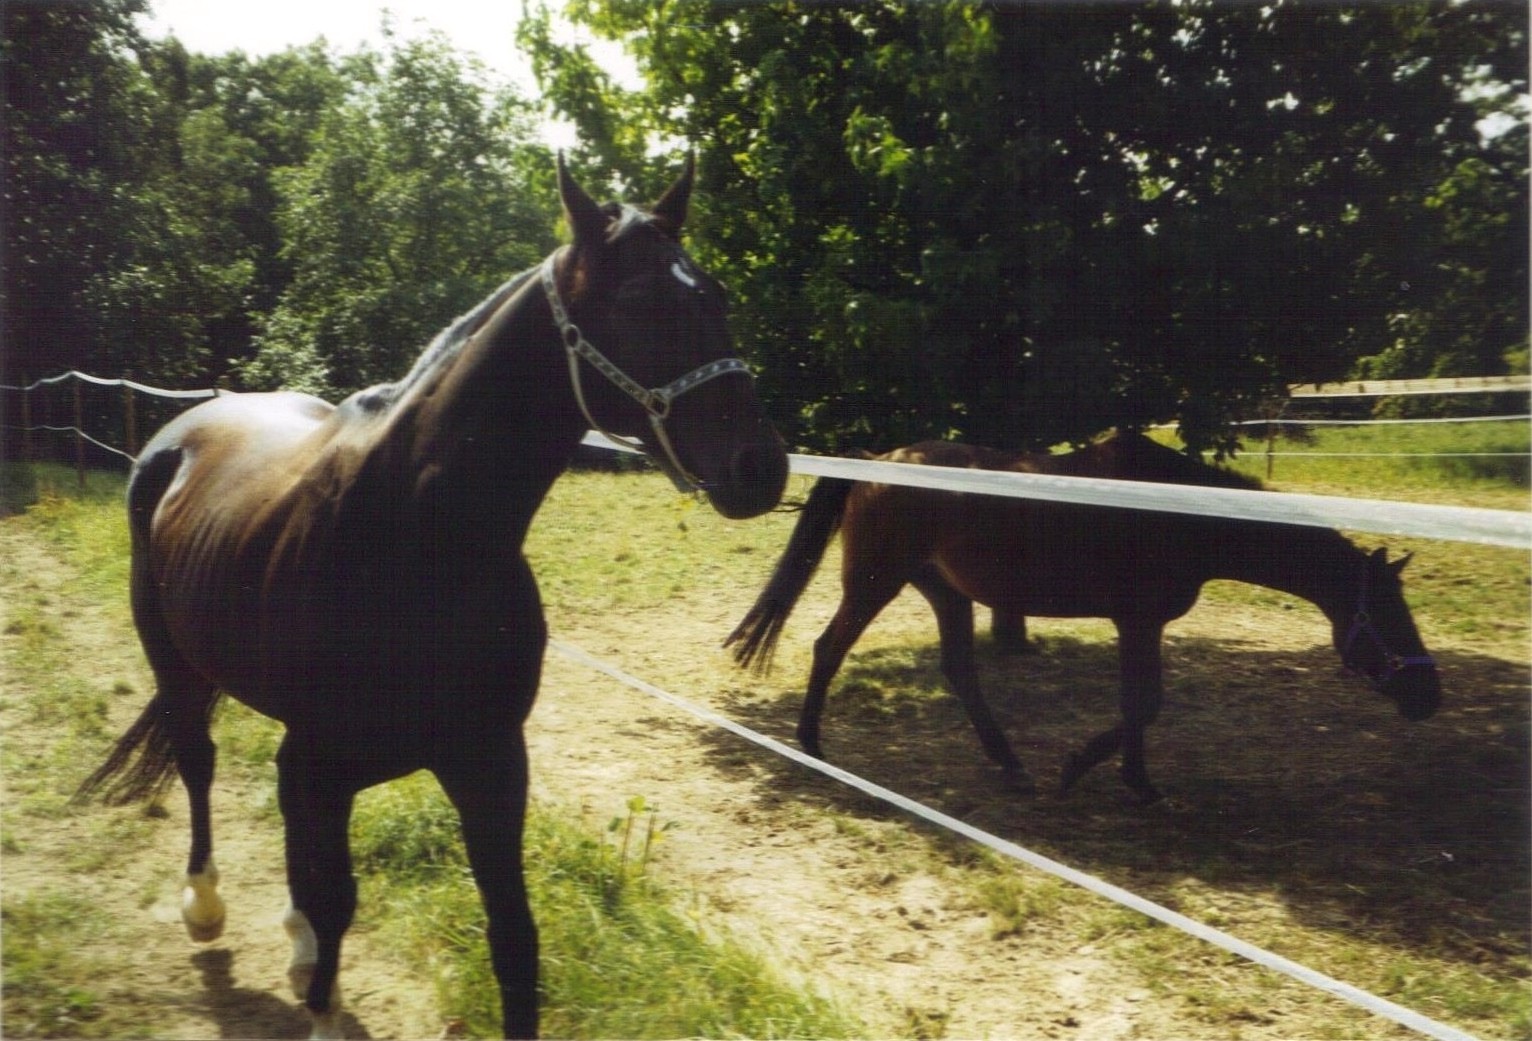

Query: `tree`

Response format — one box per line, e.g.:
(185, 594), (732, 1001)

(525, 0), (1527, 454)
(1, 0), (154, 382)
(243, 32), (558, 395)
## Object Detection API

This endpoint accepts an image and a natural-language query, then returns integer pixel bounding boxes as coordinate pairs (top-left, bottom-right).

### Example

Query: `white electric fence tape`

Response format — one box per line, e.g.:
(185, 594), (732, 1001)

(581, 432), (1531, 549)
(548, 636), (1483, 1041)
(0, 370), (219, 399)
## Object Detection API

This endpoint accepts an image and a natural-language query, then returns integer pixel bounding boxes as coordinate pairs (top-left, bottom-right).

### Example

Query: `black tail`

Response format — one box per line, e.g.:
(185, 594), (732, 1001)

(73, 697), (182, 806)
(74, 448), (209, 807)
(725, 476), (856, 673)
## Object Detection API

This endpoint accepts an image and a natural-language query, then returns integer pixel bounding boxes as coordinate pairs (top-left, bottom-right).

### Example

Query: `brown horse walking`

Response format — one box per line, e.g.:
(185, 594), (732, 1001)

(76, 157), (788, 1039)
(726, 432), (1439, 803)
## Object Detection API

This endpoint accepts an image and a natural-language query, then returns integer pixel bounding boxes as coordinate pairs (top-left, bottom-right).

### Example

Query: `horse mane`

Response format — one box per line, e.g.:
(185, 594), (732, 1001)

(338, 203), (667, 420)
(341, 266), (542, 416)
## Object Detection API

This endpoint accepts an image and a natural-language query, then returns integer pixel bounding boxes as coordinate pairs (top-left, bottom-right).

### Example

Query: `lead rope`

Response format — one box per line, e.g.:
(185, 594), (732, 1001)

(540, 255), (752, 493)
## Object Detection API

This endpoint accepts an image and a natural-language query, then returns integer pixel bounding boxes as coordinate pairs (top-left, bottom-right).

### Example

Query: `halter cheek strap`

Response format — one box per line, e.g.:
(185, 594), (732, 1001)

(1342, 561), (1436, 686)
(541, 255), (752, 492)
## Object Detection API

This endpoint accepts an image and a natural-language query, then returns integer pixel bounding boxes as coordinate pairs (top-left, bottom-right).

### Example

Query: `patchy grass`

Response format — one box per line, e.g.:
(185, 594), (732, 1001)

(1220, 418), (1529, 508)
(351, 774), (862, 1038)
(1, 892), (151, 1039)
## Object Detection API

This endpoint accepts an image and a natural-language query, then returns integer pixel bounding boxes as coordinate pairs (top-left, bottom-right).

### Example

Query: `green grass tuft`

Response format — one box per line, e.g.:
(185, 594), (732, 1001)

(351, 775), (863, 1038)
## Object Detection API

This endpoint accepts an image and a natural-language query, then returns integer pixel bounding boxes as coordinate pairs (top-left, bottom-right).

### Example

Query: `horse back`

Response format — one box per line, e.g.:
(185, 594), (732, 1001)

(852, 434), (1225, 618)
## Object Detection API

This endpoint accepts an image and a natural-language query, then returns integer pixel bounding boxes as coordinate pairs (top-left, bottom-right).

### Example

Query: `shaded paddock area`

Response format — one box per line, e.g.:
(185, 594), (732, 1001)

(713, 621), (1519, 955)
(709, 620), (1529, 988)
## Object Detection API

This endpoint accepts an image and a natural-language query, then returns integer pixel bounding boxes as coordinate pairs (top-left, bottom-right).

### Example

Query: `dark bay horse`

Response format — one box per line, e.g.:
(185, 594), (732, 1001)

(726, 432), (1439, 803)
(76, 156), (788, 1040)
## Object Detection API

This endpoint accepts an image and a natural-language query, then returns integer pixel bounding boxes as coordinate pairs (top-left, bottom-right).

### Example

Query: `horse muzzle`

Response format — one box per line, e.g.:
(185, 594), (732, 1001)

(1383, 662), (1442, 721)
(699, 436), (790, 520)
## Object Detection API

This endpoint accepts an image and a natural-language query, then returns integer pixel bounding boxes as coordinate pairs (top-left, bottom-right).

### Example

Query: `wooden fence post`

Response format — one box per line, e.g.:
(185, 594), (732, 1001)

(20, 387), (32, 462)
(123, 380), (138, 458)
(1265, 415), (1277, 481)
(73, 378), (85, 489)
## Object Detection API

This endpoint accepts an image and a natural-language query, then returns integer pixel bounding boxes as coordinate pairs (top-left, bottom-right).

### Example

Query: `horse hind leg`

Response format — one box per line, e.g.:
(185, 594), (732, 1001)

(799, 574), (907, 760)
(162, 666), (226, 941)
(120, 456), (227, 939)
(77, 654), (226, 941)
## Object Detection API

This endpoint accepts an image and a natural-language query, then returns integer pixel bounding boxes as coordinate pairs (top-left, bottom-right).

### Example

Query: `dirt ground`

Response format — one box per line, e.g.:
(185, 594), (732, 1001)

(3, 507), (1526, 1040)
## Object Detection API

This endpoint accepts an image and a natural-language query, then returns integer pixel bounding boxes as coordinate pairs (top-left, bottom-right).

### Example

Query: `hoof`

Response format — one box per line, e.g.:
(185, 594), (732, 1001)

(308, 1009), (347, 1040)
(1122, 774), (1164, 807)
(184, 912), (226, 944)
(182, 866), (226, 943)
(1000, 766), (1037, 795)
(1058, 755), (1089, 796)
(289, 962), (315, 1003)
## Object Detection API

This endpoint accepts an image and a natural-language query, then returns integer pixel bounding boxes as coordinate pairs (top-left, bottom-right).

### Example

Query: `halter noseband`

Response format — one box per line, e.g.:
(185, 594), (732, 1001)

(1342, 558), (1435, 687)
(541, 254), (752, 493)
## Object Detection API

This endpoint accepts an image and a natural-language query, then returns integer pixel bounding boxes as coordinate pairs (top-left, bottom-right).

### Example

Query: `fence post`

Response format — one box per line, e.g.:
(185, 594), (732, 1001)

(20, 387), (32, 462)
(123, 379), (138, 458)
(73, 377), (85, 489)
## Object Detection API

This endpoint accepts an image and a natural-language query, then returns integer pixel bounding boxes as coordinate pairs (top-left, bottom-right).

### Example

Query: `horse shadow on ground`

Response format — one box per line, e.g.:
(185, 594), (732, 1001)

(159, 948), (372, 1041)
(701, 631), (1530, 970)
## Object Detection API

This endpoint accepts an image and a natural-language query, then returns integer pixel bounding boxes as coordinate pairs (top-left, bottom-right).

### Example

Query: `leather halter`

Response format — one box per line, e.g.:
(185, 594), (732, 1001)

(1342, 559), (1436, 687)
(541, 254), (752, 492)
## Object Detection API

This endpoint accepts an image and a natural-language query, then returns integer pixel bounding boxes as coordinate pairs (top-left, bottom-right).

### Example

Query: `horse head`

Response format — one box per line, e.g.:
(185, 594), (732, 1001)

(1335, 547), (1441, 721)
(547, 155), (789, 519)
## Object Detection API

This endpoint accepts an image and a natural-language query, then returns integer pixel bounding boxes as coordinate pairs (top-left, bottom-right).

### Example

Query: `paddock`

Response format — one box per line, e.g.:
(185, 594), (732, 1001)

(3, 446), (1528, 1039)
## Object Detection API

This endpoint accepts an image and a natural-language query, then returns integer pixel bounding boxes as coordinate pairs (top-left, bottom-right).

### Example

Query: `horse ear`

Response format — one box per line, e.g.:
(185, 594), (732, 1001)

(651, 153), (695, 232)
(557, 152), (608, 246)
(1389, 551), (1413, 577)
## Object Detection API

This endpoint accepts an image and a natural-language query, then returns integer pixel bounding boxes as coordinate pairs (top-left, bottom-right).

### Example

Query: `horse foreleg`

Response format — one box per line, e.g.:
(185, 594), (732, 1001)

(1060, 620), (1166, 804)
(1113, 620), (1166, 804)
(1060, 725), (1123, 794)
(912, 569), (1033, 792)
(277, 739), (357, 1041)
(437, 733), (538, 1041)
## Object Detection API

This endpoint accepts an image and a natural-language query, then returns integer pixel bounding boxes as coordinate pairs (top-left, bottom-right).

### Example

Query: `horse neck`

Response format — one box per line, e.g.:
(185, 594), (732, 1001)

(1206, 521), (1362, 626)
(380, 271), (586, 543)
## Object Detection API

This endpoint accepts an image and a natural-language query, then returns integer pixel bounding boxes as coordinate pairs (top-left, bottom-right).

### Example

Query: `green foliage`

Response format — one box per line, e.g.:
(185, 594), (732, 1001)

(5, 2), (1524, 457)
(2, 13), (558, 406)
(526, 0), (1527, 454)
(244, 33), (558, 395)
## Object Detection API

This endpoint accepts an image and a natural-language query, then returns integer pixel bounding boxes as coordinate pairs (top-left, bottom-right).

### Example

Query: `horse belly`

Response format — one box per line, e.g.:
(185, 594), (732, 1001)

(936, 557), (1112, 617)
(933, 521), (1121, 618)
